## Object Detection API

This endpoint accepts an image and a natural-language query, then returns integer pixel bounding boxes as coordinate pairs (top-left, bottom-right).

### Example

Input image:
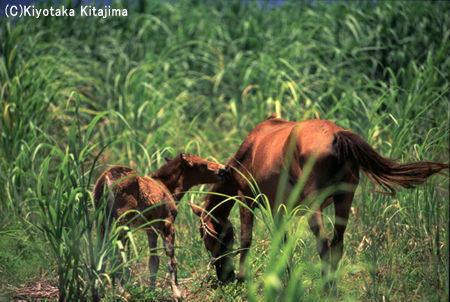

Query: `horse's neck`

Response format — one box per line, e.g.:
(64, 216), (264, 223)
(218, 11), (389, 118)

(204, 181), (238, 221)
(150, 160), (184, 200)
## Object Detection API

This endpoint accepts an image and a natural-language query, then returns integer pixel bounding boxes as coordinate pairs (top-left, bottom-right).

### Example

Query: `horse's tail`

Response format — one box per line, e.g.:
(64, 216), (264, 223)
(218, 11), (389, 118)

(93, 174), (105, 209)
(334, 130), (449, 195)
(93, 173), (116, 237)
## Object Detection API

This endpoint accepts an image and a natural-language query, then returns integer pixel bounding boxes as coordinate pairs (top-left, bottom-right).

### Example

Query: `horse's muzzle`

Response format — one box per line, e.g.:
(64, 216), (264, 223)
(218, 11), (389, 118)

(218, 166), (229, 181)
(216, 263), (235, 282)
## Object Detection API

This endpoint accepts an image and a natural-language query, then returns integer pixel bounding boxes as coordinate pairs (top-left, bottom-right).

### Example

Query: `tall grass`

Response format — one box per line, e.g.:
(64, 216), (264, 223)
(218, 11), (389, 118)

(0, 0), (448, 300)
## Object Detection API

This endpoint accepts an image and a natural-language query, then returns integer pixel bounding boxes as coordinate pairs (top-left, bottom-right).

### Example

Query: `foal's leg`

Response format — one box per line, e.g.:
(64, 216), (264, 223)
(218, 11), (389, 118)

(237, 204), (254, 281)
(115, 229), (131, 286)
(147, 230), (159, 288)
(308, 207), (330, 277)
(163, 222), (182, 301)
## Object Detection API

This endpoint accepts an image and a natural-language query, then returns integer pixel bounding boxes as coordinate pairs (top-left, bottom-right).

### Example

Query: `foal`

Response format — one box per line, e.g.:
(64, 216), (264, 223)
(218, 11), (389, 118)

(93, 153), (228, 301)
(191, 117), (448, 284)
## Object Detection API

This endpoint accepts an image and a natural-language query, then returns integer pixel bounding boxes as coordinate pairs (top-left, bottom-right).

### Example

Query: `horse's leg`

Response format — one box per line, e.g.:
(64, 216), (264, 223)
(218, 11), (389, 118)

(162, 222), (182, 301)
(308, 207), (330, 277)
(327, 192), (354, 289)
(283, 232), (292, 279)
(115, 228), (131, 287)
(147, 230), (159, 288)
(237, 203), (254, 281)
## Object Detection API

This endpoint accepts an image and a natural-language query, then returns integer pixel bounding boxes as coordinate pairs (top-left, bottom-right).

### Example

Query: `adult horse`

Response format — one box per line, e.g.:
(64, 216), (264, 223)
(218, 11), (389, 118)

(190, 116), (448, 283)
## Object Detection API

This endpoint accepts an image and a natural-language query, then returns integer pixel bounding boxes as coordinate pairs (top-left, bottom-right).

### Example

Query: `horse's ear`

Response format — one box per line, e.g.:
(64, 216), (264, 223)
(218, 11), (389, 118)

(266, 113), (279, 120)
(165, 157), (172, 163)
(189, 202), (203, 217)
(180, 153), (194, 167)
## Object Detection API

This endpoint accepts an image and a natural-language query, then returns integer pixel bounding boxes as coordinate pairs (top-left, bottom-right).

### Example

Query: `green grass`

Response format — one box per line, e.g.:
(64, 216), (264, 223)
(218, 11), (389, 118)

(0, 0), (448, 301)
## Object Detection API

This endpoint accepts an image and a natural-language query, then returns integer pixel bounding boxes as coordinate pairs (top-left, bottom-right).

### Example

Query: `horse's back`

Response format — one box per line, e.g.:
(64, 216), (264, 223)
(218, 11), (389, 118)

(93, 165), (136, 207)
(103, 165), (136, 182)
(246, 118), (343, 151)
(232, 119), (349, 204)
(113, 174), (175, 227)
(295, 119), (343, 156)
(239, 118), (344, 170)
(93, 165), (175, 228)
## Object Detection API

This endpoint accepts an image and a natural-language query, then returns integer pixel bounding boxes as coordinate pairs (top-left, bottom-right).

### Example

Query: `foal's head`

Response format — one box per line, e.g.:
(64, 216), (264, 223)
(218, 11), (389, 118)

(176, 153), (229, 186)
(152, 153), (229, 200)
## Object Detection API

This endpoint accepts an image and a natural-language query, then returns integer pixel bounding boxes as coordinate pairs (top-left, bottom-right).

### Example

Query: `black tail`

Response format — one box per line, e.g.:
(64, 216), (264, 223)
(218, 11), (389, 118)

(93, 175), (105, 209)
(93, 174), (116, 237)
(335, 130), (449, 195)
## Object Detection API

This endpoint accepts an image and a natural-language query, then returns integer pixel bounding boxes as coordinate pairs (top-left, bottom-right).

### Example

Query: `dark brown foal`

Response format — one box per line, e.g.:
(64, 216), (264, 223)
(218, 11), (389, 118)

(93, 153), (228, 301)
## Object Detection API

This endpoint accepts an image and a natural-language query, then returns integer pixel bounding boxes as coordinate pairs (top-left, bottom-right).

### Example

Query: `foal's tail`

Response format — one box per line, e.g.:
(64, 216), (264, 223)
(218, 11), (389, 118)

(93, 174), (116, 237)
(334, 130), (449, 195)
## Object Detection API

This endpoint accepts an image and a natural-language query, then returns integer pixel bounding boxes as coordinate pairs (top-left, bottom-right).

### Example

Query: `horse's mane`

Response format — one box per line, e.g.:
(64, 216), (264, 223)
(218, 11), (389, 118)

(150, 156), (183, 182)
(228, 138), (252, 169)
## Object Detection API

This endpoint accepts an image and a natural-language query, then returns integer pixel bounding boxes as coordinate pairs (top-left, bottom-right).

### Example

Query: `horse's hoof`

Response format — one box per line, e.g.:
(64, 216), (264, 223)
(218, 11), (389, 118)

(236, 273), (245, 283)
(173, 292), (183, 301)
(172, 285), (183, 301)
(324, 280), (337, 294)
(218, 270), (236, 283)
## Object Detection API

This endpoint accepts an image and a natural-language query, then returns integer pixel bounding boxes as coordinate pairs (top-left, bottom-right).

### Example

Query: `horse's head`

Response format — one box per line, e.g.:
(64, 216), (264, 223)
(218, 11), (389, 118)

(190, 201), (236, 282)
(171, 153), (229, 185)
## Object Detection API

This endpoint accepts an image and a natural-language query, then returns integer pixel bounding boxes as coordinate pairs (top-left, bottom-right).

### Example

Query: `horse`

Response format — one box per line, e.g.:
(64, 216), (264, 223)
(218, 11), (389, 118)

(93, 153), (229, 301)
(190, 116), (449, 285)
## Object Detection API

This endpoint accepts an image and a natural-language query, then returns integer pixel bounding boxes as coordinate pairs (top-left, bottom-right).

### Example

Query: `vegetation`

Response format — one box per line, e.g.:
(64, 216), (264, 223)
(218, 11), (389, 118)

(0, 0), (448, 300)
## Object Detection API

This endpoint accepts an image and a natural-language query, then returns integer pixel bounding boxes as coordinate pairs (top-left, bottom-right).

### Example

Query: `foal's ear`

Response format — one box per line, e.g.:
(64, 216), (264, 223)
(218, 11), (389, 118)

(180, 153), (195, 167)
(189, 201), (203, 217)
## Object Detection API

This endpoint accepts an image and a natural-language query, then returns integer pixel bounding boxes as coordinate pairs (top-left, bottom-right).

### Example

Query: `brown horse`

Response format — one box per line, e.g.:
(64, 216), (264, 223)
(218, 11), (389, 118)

(93, 153), (228, 301)
(190, 117), (448, 284)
